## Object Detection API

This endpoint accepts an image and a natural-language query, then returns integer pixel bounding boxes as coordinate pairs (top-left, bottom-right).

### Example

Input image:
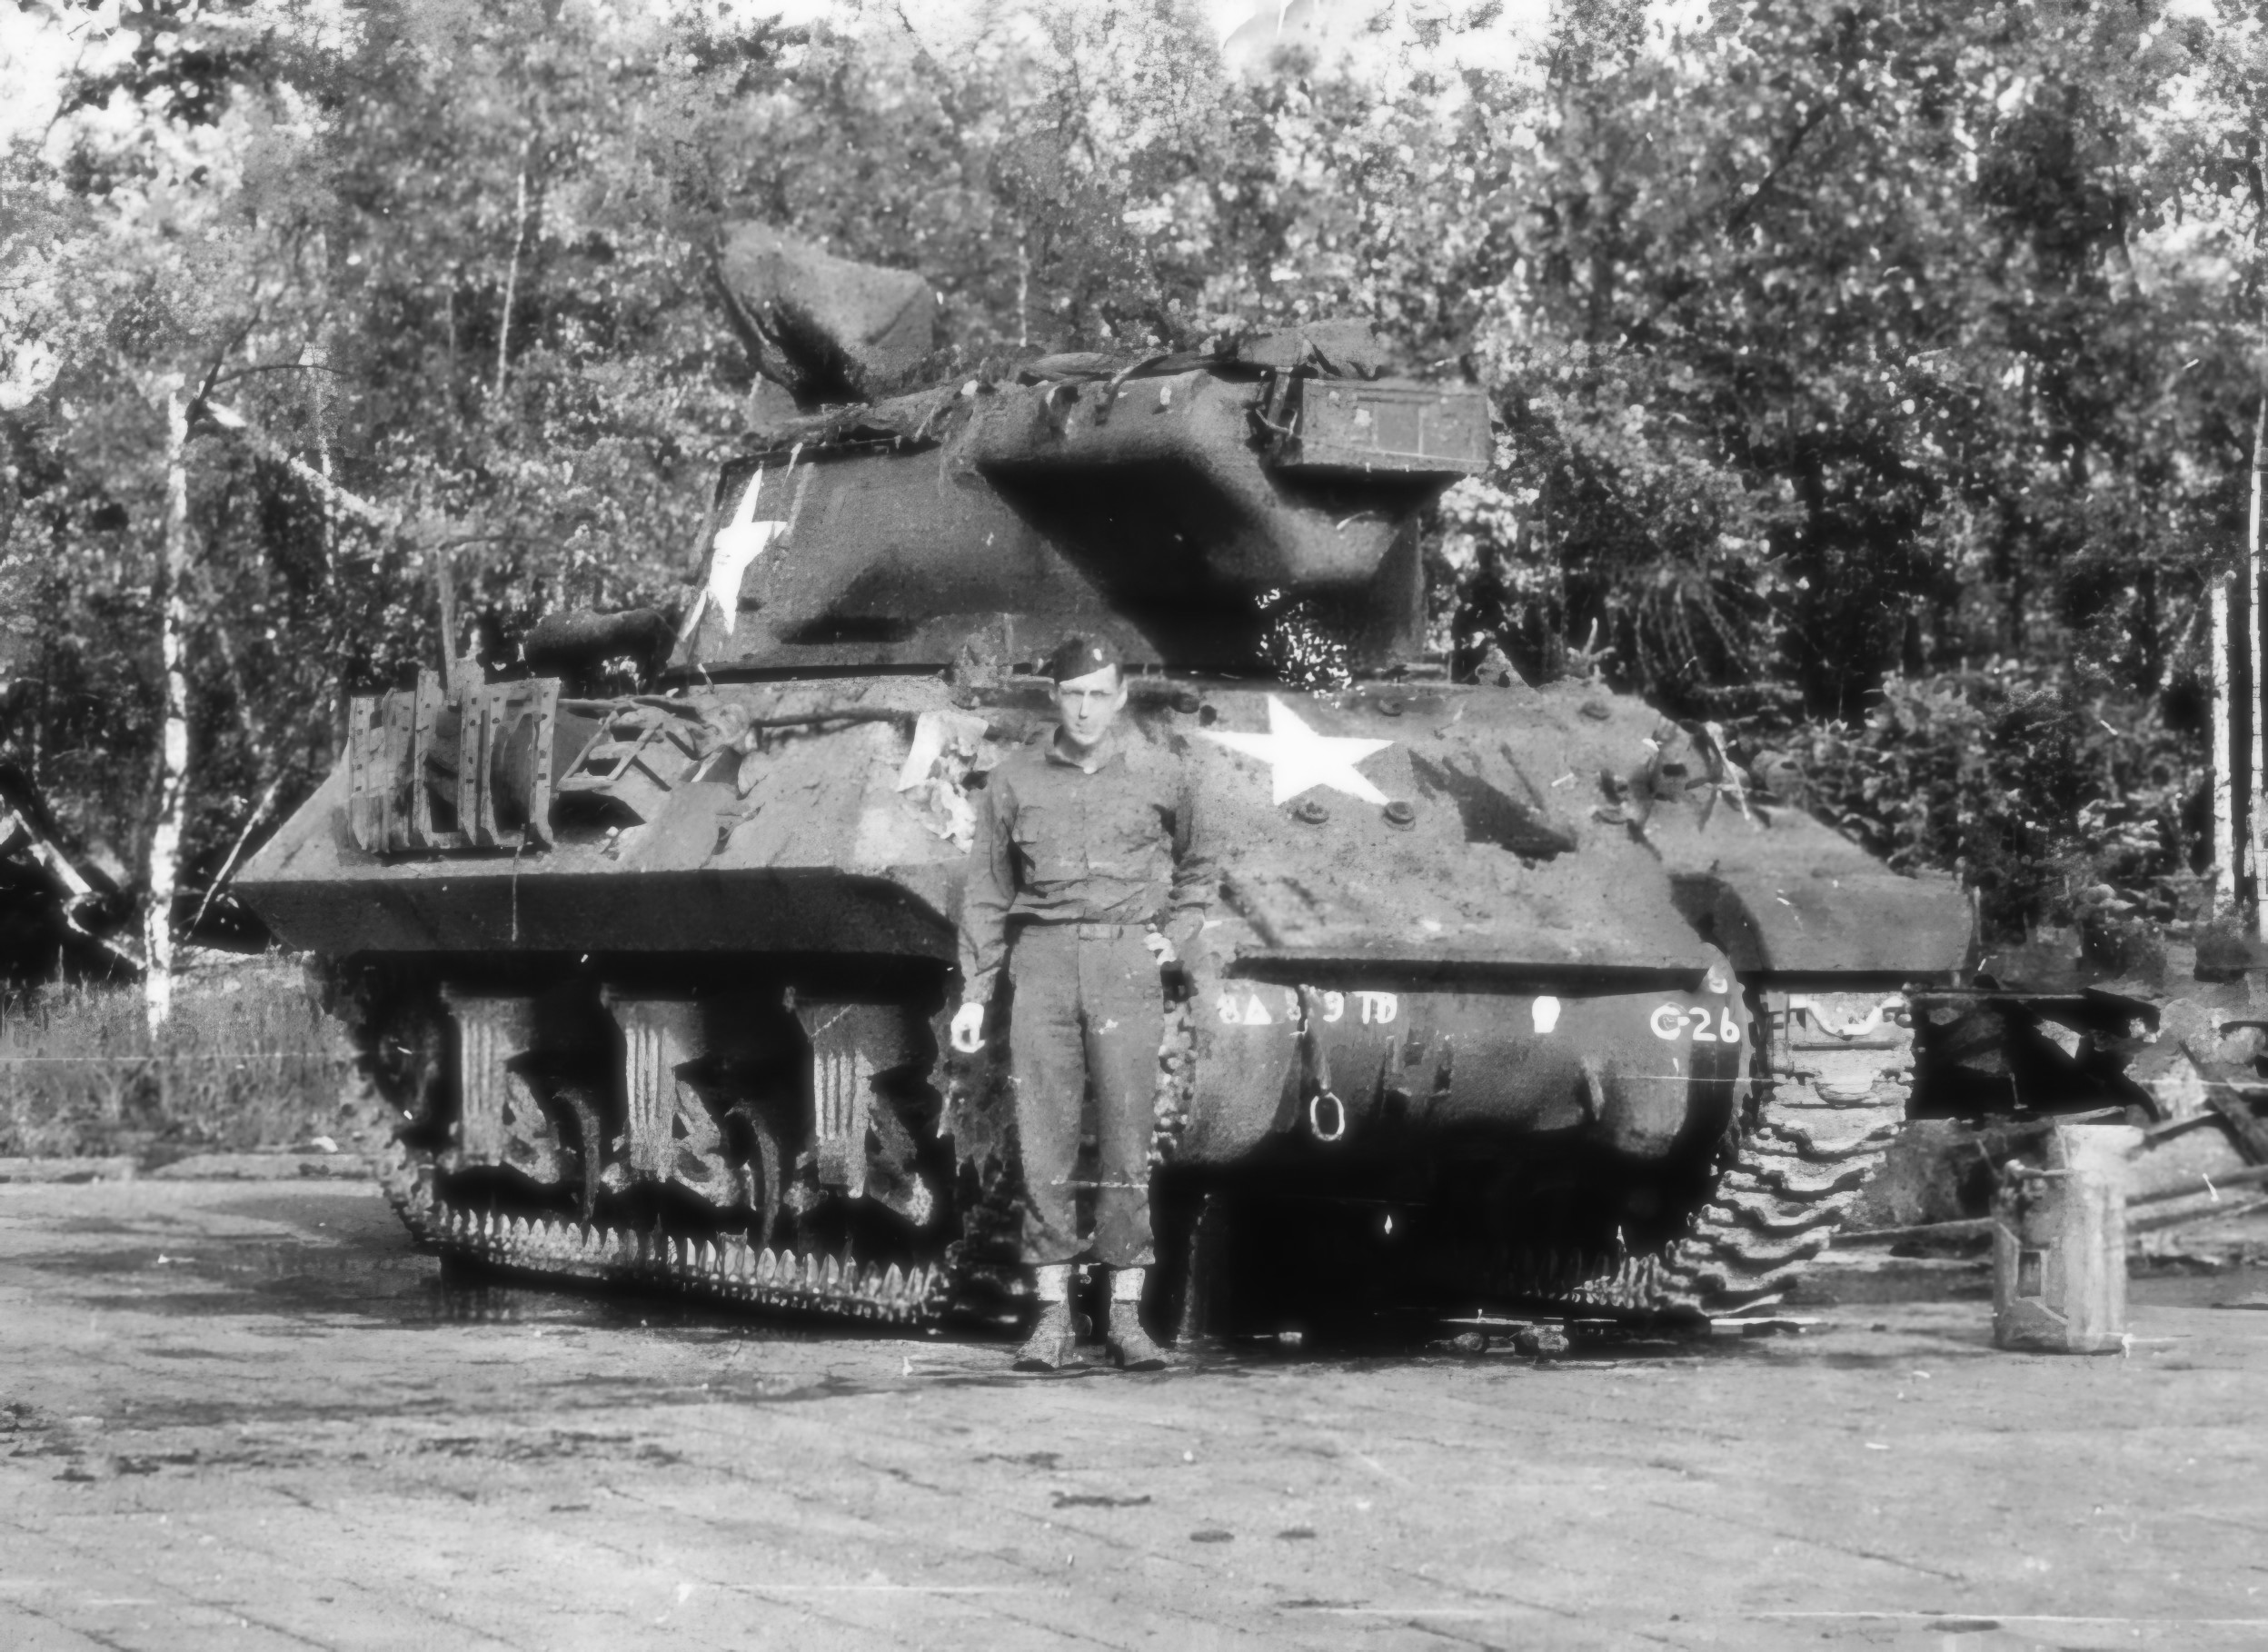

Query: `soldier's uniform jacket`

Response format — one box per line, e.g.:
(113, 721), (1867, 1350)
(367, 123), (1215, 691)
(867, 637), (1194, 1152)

(957, 728), (1215, 1004)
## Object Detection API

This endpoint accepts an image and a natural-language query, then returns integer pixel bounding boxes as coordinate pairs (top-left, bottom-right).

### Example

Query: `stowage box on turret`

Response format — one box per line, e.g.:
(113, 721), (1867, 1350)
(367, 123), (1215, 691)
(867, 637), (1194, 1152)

(238, 230), (1976, 1332)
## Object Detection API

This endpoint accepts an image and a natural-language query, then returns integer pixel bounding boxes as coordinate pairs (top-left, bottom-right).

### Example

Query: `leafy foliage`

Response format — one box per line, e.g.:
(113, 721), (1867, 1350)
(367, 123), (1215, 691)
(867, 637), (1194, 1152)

(1, 0), (2264, 951)
(1755, 662), (2200, 939)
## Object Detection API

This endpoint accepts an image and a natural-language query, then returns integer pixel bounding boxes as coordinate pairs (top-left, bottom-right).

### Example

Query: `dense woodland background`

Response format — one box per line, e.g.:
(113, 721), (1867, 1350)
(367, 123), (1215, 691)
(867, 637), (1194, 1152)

(4, 0), (2267, 970)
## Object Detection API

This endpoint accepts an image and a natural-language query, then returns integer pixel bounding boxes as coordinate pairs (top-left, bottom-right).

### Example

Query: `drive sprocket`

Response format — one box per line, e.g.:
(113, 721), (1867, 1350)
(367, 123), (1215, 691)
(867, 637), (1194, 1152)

(1651, 990), (1912, 1313)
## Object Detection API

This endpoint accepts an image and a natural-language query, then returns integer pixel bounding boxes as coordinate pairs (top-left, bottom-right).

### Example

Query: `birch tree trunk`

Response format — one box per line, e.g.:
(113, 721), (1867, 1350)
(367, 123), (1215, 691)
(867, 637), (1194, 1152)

(1015, 234), (1030, 349)
(303, 337), (335, 573)
(495, 133), (536, 401)
(145, 384), (193, 1033)
(2253, 394), (2268, 936)
(2214, 574), (2239, 914)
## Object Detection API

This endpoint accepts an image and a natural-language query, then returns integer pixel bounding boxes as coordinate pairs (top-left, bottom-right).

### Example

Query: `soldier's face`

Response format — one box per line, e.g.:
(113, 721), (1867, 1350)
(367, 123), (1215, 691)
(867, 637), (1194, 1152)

(1054, 665), (1128, 751)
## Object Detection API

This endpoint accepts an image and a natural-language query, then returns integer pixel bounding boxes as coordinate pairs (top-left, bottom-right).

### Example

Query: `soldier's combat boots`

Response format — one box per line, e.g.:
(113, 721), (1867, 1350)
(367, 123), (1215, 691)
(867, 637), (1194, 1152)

(1013, 1264), (1082, 1371)
(1105, 1266), (1171, 1370)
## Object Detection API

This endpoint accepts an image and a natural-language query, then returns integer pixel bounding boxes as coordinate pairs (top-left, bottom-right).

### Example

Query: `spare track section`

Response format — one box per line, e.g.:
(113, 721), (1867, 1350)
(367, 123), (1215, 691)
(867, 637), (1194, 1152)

(375, 1139), (950, 1328)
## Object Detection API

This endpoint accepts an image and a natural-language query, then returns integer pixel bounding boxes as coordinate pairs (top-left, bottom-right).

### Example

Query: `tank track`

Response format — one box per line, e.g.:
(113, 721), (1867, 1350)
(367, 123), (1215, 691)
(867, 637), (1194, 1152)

(1651, 990), (1913, 1313)
(373, 1134), (951, 1326)
(1485, 1247), (1666, 1319)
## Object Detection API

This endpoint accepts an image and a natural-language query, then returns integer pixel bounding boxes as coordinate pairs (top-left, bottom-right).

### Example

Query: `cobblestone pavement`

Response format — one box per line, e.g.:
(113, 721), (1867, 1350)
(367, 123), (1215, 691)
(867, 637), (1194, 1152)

(2, 1180), (2264, 1651)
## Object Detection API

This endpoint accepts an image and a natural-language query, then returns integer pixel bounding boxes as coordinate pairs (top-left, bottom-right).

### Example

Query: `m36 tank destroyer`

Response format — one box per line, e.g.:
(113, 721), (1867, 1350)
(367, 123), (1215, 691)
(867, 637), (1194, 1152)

(236, 228), (1975, 1331)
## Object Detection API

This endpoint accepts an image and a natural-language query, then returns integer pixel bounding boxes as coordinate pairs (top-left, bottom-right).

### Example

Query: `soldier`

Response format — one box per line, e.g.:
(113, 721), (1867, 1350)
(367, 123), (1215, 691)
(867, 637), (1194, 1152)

(950, 636), (1214, 1370)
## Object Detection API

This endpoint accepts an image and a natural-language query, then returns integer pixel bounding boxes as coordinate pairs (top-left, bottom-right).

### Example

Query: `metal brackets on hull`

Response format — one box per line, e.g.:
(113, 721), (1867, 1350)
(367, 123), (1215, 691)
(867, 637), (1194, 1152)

(791, 1000), (933, 1229)
(601, 990), (743, 1208)
(346, 674), (561, 854)
(792, 1001), (919, 1195)
(440, 988), (574, 1187)
(554, 705), (703, 823)
(433, 987), (930, 1222)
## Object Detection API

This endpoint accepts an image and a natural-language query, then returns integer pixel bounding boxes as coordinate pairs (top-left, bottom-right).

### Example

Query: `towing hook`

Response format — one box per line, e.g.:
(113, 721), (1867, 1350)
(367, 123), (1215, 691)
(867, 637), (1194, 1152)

(1308, 1089), (1348, 1144)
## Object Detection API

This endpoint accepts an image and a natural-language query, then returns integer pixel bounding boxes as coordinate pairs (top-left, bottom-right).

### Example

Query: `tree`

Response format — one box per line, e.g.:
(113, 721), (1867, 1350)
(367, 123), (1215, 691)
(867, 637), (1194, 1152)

(5, 0), (363, 1017)
(9, 0), (2268, 961)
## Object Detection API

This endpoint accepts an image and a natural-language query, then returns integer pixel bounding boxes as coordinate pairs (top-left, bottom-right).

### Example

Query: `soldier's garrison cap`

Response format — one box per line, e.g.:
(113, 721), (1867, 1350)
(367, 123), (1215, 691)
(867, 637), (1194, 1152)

(1041, 635), (1124, 682)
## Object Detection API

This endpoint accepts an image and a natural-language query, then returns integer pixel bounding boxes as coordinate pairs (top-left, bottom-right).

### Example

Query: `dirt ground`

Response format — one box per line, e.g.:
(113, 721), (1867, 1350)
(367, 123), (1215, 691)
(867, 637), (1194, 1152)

(1, 1180), (2264, 1652)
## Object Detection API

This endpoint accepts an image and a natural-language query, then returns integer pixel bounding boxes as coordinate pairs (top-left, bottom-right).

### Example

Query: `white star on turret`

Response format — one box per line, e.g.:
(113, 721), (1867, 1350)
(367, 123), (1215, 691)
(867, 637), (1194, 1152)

(706, 470), (789, 639)
(1199, 695), (1394, 806)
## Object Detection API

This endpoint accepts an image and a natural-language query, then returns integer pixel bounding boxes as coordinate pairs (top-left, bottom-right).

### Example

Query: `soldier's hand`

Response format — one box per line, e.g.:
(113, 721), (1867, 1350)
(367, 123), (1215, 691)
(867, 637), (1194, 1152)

(950, 1001), (988, 1054)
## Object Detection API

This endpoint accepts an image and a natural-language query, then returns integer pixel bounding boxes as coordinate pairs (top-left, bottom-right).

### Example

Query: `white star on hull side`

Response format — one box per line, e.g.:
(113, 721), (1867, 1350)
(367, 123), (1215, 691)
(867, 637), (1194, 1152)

(1198, 694), (1394, 806)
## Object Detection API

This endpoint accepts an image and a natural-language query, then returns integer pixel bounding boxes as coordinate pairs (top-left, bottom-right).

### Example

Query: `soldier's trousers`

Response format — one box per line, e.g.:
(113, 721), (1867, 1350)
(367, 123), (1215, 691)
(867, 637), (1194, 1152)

(1007, 922), (1161, 1268)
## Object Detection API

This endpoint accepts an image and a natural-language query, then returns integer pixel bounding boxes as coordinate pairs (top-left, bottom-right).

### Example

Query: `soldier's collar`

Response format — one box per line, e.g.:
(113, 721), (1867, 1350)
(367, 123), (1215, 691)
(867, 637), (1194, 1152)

(1047, 727), (1124, 774)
